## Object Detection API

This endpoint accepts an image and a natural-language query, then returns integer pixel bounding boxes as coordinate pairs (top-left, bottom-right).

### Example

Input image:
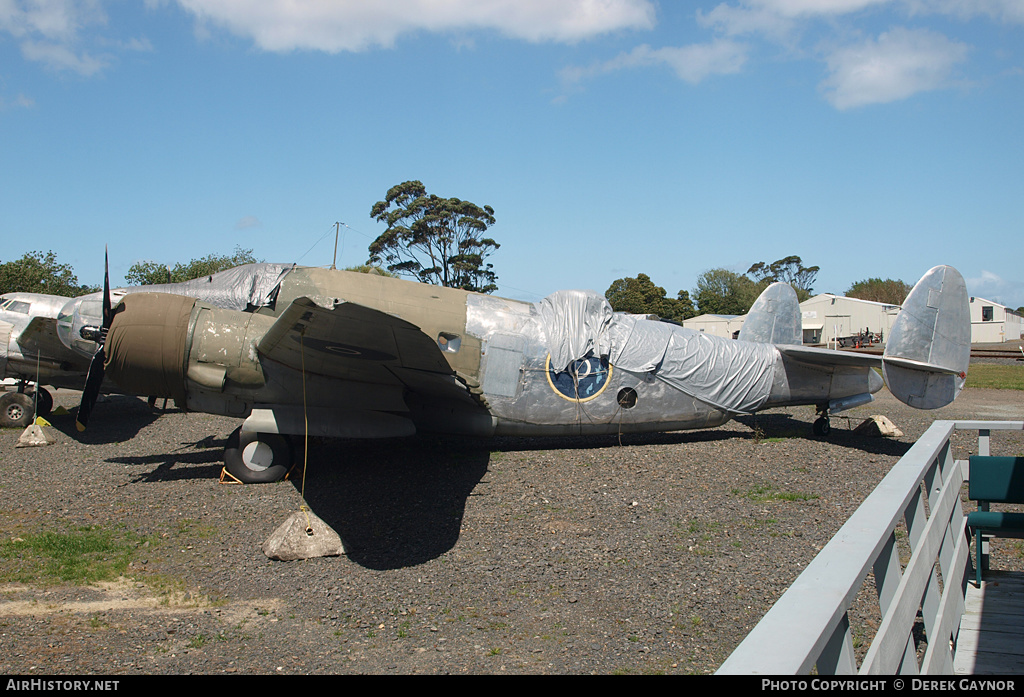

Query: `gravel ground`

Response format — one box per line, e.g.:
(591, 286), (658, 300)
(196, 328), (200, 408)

(0, 376), (1022, 675)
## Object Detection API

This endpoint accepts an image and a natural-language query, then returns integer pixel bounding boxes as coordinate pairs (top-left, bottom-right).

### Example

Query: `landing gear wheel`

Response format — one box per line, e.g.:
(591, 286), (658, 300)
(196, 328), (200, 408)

(0, 392), (34, 428)
(26, 388), (53, 418)
(813, 416), (831, 437)
(223, 427), (293, 483)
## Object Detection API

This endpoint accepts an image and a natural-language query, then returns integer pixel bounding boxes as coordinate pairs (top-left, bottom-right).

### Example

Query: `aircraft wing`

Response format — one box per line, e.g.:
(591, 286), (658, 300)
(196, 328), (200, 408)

(17, 316), (90, 366)
(256, 296), (473, 403)
(775, 344), (883, 368)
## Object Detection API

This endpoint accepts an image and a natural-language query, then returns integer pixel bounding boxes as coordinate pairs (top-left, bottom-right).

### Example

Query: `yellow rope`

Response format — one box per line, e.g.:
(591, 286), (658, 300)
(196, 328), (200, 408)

(299, 329), (312, 534)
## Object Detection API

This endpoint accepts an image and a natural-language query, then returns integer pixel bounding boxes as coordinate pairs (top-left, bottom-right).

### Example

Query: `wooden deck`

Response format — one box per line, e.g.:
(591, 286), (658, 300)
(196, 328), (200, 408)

(955, 572), (1024, 674)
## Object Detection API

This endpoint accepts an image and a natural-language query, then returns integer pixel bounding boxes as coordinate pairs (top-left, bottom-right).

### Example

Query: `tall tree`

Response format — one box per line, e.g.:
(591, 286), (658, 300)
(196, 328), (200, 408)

(693, 268), (766, 316)
(0, 251), (96, 296)
(367, 180), (500, 293)
(747, 255), (819, 301)
(125, 246), (260, 285)
(845, 278), (911, 305)
(605, 273), (696, 322)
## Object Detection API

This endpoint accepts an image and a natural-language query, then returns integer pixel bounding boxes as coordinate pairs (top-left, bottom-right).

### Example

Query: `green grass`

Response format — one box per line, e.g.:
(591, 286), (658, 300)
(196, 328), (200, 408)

(966, 364), (1024, 390)
(0, 525), (142, 585)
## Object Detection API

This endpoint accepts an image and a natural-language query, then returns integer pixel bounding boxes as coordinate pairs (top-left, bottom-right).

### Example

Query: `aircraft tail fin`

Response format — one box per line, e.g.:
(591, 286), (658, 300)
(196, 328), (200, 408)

(739, 282), (802, 345)
(882, 265), (970, 410)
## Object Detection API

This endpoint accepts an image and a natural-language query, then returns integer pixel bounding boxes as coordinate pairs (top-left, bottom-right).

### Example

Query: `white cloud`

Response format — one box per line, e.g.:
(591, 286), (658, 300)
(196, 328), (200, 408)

(234, 215), (261, 230)
(820, 27), (968, 109)
(0, 0), (105, 41)
(562, 39), (748, 86)
(906, 0), (1024, 25)
(700, 0), (1024, 39)
(967, 270), (1024, 309)
(0, 0), (122, 75)
(699, 0), (892, 38)
(0, 92), (36, 110)
(174, 0), (657, 53)
(20, 38), (107, 74)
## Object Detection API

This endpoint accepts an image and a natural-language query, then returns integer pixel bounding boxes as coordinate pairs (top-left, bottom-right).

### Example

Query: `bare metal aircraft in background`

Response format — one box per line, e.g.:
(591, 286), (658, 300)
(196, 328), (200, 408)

(55, 262), (970, 483)
(0, 293), (90, 427)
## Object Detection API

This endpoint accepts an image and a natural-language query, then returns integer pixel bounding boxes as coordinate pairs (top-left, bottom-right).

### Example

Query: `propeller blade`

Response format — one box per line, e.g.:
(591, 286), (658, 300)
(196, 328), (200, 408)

(76, 347), (105, 432)
(76, 249), (112, 432)
(102, 248), (112, 332)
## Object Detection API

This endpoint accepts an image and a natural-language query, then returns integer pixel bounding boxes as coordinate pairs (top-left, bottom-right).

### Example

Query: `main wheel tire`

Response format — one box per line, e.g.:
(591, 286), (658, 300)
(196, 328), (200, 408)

(26, 388), (53, 418)
(0, 392), (34, 429)
(223, 427), (293, 483)
(813, 417), (831, 437)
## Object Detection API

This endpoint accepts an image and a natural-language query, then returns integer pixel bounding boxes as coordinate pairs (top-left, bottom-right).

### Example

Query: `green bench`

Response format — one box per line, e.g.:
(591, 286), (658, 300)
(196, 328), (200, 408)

(967, 455), (1024, 585)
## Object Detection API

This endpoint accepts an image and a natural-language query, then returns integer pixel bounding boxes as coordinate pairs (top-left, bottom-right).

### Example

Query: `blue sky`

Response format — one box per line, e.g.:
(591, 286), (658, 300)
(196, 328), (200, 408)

(2, 1), (1022, 310)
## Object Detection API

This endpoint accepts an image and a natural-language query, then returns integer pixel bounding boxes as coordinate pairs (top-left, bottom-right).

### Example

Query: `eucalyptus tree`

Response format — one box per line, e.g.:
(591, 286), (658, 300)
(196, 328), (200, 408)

(368, 180), (499, 293)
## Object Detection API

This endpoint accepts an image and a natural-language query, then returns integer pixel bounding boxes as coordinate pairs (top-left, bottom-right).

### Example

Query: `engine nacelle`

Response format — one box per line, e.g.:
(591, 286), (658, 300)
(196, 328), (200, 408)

(103, 293), (272, 405)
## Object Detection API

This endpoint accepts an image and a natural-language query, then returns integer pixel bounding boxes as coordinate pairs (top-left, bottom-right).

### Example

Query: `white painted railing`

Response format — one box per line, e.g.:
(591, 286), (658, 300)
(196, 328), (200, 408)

(717, 420), (1024, 675)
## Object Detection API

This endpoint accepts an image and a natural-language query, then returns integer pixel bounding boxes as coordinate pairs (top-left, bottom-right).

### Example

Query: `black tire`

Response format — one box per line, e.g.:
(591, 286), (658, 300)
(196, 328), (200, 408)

(223, 427), (293, 483)
(813, 417), (831, 437)
(0, 392), (34, 429)
(26, 388), (53, 418)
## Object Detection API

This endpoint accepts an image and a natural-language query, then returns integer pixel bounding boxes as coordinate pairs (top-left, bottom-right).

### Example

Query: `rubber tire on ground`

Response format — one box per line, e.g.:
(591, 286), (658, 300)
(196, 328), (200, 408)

(813, 417), (831, 437)
(0, 392), (34, 429)
(26, 388), (53, 418)
(223, 427), (293, 483)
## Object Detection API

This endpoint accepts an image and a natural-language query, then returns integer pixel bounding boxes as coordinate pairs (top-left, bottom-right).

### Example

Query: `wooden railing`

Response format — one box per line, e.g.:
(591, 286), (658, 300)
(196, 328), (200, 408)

(717, 420), (1024, 675)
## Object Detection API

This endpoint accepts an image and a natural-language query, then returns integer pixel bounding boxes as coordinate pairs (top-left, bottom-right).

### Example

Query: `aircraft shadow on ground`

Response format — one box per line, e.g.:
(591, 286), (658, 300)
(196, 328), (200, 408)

(736, 412), (914, 458)
(487, 426), (751, 454)
(293, 436), (490, 571)
(47, 396), (161, 445)
(80, 410), (909, 570)
(109, 435), (230, 483)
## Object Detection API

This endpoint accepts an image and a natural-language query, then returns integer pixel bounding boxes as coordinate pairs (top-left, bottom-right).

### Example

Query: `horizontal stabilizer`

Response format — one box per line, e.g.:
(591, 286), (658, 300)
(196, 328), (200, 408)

(882, 265), (970, 410)
(739, 282), (802, 345)
(882, 356), (964, 376)
(777, 344), (881, 368)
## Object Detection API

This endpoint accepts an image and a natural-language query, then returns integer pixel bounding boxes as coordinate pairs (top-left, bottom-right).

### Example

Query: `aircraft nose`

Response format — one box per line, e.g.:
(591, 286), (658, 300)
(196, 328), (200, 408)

(869, 367), (884, 394)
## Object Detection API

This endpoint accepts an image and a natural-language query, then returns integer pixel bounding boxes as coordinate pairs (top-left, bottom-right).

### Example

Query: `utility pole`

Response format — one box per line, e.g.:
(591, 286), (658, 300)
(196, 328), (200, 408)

(331, 222), (340, 270)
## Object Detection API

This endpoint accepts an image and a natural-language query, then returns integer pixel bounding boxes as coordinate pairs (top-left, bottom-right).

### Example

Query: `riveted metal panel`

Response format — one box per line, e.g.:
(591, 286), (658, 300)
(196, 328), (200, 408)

(482, 333), (525, 398)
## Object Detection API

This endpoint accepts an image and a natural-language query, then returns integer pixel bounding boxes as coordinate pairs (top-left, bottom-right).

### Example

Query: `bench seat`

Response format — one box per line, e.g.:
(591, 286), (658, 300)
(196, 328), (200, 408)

(966, 511), (1024, 534)
(967, 456), (1024, 585)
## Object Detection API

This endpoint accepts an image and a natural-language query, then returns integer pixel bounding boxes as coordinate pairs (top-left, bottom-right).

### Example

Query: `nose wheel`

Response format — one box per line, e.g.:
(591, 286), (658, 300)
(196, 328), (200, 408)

(813, 413), (831, 437)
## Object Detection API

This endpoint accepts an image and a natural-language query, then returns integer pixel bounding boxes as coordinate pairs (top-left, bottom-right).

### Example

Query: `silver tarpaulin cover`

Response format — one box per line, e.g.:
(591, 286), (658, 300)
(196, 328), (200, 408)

(538, 290), (776, 415)
(537, 290), (614, 373)
(115, 263), (293, 312)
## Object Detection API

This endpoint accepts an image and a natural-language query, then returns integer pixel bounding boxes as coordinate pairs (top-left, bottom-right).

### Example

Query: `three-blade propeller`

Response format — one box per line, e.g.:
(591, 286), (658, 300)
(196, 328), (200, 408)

(76, 249), (113, 432)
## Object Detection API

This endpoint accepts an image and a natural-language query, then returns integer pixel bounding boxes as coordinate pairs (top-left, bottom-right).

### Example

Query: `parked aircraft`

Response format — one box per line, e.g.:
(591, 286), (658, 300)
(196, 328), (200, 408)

(0, 293), (91, 427)
(56, 263), (970, 483)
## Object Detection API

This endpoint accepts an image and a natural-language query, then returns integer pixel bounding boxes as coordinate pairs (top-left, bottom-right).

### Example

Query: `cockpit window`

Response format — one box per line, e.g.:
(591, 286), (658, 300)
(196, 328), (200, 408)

(79, 300), (102, 318)
(1, 300), (30, 314)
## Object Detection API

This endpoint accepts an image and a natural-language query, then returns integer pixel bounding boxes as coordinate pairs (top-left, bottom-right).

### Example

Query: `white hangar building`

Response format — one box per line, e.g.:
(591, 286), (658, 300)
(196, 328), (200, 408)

(797, 295), (901, 346)
(681, 314), (745, 339)
(969, 296), (1022, 344)
(681, 293), (1021, 346)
